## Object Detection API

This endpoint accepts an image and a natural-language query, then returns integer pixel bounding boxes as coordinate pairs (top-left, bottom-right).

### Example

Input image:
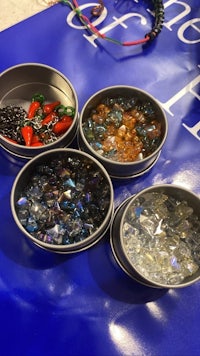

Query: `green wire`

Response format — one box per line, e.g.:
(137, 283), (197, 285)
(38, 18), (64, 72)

(59, 0), (123, 46)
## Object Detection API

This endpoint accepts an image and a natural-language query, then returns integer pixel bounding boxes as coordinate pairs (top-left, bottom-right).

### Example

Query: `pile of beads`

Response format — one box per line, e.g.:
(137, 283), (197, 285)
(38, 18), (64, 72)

(122, 192), (200, 285)
(15, 154), (111, 245)
(83, 97), (162, 162)
(0, 93), (75, 147)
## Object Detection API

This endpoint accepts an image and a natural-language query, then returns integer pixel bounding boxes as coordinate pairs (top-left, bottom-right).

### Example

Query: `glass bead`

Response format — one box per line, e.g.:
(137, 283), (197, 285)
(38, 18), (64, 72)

(26, 217), (38, 233)
(17, 196), (28, 207)
(18, 209), (29, 226)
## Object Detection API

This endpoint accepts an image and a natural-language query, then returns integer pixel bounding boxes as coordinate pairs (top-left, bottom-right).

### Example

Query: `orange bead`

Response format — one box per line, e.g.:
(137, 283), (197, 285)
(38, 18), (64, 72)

(106, 124), (117, 136)
(117, 125), (127, 138)
(102, 136), (116, 152)
(122, 112), (136, 129)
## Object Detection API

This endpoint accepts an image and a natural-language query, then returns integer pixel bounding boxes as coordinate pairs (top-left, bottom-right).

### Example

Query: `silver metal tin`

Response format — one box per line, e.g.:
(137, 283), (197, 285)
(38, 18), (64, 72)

(78, 86), (168, 178)
(11, 148), (114, 253)
(110, 184), (200, 289)
(0, 63), (79, 159)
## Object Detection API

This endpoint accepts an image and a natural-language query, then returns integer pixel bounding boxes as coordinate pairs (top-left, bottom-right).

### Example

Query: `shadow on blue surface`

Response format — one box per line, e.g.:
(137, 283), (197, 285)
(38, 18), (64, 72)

(0, 194), (71, 269)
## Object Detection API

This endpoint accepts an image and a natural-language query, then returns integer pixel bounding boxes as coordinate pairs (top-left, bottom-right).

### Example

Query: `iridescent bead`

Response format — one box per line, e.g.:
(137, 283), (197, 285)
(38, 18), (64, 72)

(106, 109), (123, 127)
(17, 196), (28, 207)
(26, 217), (38, 233)
(63, 178), (75, 188)
(29, 202), (47, 219)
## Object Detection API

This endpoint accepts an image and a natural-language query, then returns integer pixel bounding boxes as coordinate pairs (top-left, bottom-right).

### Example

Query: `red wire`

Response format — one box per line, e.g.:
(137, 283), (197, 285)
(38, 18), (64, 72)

(81, 13), (106, 38)
(72, 0), (149, 46)
(72, 0), (78, 7)
(72, 0), (105, 38)
(123, 36), (150, 46)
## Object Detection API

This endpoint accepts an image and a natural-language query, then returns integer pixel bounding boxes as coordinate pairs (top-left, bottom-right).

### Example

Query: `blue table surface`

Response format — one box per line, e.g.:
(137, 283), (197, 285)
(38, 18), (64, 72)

(0, 1), (200, 355)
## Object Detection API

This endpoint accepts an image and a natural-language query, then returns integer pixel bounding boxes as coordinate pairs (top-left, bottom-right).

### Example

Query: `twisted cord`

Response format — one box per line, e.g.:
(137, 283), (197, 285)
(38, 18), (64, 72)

(60, 0), (164, 46)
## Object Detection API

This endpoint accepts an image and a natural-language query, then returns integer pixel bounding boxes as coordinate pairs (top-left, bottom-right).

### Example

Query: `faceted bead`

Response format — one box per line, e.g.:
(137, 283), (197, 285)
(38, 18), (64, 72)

(17, 196), (28, 207)
(26, 217), (38, 233)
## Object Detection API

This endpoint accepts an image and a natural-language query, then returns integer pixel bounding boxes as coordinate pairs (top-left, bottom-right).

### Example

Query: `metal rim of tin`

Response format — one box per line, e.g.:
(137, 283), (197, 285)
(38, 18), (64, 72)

(0, 63), (79, 157)
(110, 196), (158, 288)
(110, 184), (200, 289)
(79, 85), (168, 178)
(10, 148), (114, 253)
(110, 197), (140, 280)
(32, 212), (113, 254)
(0, 143), (28, 166)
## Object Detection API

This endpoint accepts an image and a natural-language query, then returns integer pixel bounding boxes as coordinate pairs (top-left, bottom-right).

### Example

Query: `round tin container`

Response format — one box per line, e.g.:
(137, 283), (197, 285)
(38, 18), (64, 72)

(78, 86), (168, 178)
(0, 63), (79, 159)
(110, 185), (200, 288)
(11, 148), (114, 253)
